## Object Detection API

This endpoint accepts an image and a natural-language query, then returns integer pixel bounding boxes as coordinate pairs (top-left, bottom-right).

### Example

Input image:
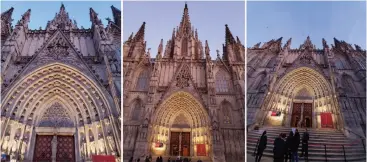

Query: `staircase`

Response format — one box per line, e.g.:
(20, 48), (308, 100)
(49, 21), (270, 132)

(152, 156), (212, 162)
(247, 127), (366, 162)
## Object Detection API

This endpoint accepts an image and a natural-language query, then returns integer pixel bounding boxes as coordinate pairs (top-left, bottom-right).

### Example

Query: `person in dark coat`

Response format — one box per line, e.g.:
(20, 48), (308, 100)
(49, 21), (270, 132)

(300, 128), (309, 160)
(255, 130), (268, 162)
(167, 157), (171, 162)
(145, 156), (149, 162)
(129, 157), (134, 162)
(197, 159), (202, 162)
(292, 129), (300, 162)
(285, 131), (293, 162)
(137, 158), (140, 162)
(273, 133), (286, 162)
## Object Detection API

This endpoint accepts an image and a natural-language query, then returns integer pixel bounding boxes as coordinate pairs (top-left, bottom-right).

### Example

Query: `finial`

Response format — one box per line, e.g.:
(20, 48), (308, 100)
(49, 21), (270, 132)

(216, 49), (220, 58)
(185, 2), (188, 9)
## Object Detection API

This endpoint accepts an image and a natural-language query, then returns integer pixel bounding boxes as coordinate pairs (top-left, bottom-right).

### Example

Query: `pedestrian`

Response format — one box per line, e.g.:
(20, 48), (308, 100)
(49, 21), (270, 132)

(292, 129), (300, 162)
(255, 130), (267, 162)
(137, 158), (140, 162)
(300, 128), (309, 161)
(285, 131), (293, 162)
(168, 157), (171, 162)
(197, 159), (202, 162)
(273, 133), (286, 162)
(145, 156), (149, 162)
(129, 157), (133, 162)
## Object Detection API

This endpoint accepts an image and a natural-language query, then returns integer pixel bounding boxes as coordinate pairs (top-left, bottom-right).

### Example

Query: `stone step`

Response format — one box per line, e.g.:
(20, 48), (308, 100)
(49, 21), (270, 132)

(247, 150), (366, 162)
(248, 132), (350, 141)
(256, 128), (346, 136)
(152, 156), (212, 162)
(247, 144), (366, 154)
(247, 137), (361, 146)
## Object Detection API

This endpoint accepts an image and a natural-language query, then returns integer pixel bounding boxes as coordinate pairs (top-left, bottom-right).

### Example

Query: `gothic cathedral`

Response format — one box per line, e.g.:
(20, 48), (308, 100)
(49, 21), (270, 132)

(1, 4), (121, 161)
(123, 4), (245, 162)
(247, 37), (366, 136)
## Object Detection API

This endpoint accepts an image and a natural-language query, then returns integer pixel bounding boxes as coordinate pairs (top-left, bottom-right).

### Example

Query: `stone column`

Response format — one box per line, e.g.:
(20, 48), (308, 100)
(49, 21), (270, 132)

(312, 98), (317, 128)
(74, 127), (81, 162)
(27, 126), (37, 161)
(287, 98), (294, 127)
(297, 103), (304, 127)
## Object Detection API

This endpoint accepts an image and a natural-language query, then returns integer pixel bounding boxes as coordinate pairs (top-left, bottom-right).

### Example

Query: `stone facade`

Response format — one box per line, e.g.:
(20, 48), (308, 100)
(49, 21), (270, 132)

(247, 36), (366, 137)
(0, 4), (121, 161)
(123, 4), (245, 162)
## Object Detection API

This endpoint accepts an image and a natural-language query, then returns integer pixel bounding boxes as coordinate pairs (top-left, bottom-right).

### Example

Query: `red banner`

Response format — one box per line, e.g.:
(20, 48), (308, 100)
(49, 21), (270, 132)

(92, 155), (116, 162)
(155, 142), (163, 147)
(196, 144), (206, 156)
(321, 112), (333, 128)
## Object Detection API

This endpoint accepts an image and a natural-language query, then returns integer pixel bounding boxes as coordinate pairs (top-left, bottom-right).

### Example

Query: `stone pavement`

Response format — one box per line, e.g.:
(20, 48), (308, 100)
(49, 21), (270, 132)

(247, 153), (273, 162)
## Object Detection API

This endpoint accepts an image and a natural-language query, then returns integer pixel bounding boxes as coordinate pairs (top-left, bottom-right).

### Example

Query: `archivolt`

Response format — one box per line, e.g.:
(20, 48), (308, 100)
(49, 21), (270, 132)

(152, 91), (210, 128)
(1, 63), (114, 126)
(275, 67), (332, 97)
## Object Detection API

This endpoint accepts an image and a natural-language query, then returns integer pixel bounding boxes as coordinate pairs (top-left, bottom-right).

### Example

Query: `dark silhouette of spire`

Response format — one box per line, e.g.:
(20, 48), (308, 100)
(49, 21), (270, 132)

(225, 24), (236, 45)
(133, 22), (145, 43)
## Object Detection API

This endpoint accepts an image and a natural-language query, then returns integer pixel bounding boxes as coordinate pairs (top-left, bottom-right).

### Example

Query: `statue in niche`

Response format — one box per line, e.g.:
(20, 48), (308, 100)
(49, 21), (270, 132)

(51, 135), (57, 162)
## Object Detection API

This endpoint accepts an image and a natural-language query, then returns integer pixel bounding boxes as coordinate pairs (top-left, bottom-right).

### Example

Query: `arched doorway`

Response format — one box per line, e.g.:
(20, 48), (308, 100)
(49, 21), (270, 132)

(263, 67), (342, 129)
(0, 63), (119, 161)
(149, 91), (211, 158)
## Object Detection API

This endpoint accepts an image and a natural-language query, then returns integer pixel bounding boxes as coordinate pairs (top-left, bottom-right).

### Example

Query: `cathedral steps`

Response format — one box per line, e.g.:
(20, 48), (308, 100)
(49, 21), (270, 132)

(152, 156), (212, 162)
(247, 126), (366, 162)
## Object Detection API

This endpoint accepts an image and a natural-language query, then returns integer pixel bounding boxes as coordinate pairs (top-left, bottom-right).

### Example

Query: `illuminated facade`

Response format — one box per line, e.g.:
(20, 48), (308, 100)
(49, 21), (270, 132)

(1, 4), (121, 161)
(123, 4), (245, 162)
(247, 37), (366, 137)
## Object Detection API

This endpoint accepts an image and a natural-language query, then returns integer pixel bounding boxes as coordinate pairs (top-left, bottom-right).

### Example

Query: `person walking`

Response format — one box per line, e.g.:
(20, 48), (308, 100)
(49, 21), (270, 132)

(167, 157), (171, 162)
(292, 129), (301, 162)
(273, 133), (286, 162)
(129, 157), (134, 162)
(300, 128), (309, 161)
(255, 130), (268, 162)
(285, 131), (293, 162)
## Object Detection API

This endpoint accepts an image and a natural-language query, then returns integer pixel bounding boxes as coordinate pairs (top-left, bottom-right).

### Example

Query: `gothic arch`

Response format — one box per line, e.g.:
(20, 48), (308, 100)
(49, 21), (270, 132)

(130, 98), (143, 121)
(215, 69), (232, 93)
(133, 67), (150, 91)
(275, 67), (332, 98)
(1, 63), (115, 126)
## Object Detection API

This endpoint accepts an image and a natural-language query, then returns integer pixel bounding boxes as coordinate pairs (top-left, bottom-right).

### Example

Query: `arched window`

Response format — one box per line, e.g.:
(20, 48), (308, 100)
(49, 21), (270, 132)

(221, 101), (232, 124)
(215, 69), (231, 93)
(131, 99), (142, 121)
(181, 37), (188, 56)
(136, 69), (149, 91)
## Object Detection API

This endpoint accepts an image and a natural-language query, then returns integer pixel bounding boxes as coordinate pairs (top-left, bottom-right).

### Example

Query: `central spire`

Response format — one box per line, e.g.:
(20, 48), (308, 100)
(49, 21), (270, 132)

(179, 2), (191, 35)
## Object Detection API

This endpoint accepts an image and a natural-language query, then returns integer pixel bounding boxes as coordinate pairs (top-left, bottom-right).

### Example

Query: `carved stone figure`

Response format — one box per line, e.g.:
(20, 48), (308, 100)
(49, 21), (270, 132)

(51, 135), (57, 162)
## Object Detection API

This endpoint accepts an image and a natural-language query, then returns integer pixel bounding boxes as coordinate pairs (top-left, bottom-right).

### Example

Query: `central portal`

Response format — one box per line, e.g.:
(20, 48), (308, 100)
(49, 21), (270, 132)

(170, 132), (190, 156)
(291, 103), (312, 128)
(33, 135), (75, 162)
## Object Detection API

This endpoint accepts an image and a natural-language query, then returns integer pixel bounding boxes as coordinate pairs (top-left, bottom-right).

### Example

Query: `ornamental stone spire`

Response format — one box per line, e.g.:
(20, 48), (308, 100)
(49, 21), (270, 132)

(178, 2), (191, 35)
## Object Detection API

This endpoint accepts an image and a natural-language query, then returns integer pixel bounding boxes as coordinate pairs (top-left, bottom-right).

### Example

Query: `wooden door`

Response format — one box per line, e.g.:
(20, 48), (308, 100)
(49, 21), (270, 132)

(303, 103), (312, 128)
(56, 135), (75, 162)
(181, 132), (190, 156)
(291, 103), (302, 127)
(33, 135), (53, 162)
(170, 132), (180, 156)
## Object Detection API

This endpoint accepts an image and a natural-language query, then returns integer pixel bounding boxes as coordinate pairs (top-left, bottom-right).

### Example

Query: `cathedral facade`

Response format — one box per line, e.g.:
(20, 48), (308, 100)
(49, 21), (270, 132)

(247, 37), (366, 137)
(123, 4), (245, 162)
(1, 4), (121, 161)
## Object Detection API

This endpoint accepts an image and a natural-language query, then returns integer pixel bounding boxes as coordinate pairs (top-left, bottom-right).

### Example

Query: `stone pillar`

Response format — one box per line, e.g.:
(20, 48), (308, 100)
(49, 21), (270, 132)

(297, 103), (304, 127)
(312, 98), (317, 128)
(27, 126), (37, 161)
(287, 98), (294, 127)
(74, 127), (81, 162)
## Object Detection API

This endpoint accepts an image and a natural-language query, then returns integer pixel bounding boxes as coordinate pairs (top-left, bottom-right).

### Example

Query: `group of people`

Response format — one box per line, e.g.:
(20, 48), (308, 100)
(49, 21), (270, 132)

(255, 128), (310, 162)
(129, 156), (202, 162)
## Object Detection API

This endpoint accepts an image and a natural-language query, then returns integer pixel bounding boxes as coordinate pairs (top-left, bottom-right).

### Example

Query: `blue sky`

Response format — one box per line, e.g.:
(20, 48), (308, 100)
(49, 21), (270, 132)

(1, 1), (120, 30)
(123, 1), (245, 58)
(248, 1), (366, 49)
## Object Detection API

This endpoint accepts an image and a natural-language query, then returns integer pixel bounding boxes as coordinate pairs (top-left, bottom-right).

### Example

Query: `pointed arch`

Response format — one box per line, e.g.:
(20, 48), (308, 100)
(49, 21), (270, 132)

(135, 69), (150, 91)
(181, 37), (188, 56)
(215, 69), (232, 93)
(130, 98), (143, 121)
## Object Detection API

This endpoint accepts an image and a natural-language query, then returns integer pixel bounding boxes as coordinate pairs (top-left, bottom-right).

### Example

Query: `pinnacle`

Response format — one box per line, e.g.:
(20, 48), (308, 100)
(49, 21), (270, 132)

(225, 24), (235, 45)
(133, 22), (146, 43)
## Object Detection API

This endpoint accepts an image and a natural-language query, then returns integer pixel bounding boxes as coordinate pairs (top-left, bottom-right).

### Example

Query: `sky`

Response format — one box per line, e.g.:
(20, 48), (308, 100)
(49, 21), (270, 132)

(123, 1), (245, 58)
(248, 1), (366, 49)
(1, 1), (120, 30)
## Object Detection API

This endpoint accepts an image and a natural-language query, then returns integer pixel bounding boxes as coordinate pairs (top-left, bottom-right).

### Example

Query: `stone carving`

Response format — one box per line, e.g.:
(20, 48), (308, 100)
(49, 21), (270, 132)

(176, 64), (191, 88)
(51, 135), (57, 162)
(39, 102), (74, 127)
(46, 36), (70, 59)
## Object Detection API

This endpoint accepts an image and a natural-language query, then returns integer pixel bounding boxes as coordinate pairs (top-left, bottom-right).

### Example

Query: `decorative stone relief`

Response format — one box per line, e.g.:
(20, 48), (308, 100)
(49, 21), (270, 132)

(38, 102), (74, 127)
(176, 64), (191, 88)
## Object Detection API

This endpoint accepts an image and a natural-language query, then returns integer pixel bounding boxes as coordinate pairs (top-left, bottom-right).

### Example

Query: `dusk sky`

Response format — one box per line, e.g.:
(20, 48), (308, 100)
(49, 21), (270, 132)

(123, 1), (245, 58)
(248, 1), (366, 49)
(1, 1), (120, 30)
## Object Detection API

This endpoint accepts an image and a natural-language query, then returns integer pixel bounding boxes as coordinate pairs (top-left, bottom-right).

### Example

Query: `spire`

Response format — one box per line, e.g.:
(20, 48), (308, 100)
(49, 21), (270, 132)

(111, 5), (121, 26)
(17, 9), (31, 26)
(90, 8), (102, 25)
(60, 3), (65, 11)
(236, 36), (242, 44)
(133, 22), (146, 43)
(225, 24), (236, 45)
(300, 36), (313, 50)
(1, 7), (14, 22)
(283, 38), (291, 49)
(158, 39), (163, 56)
(179, 2), (191, 34)
(205, 40), (210, 58)
(322, 38), (329, 49)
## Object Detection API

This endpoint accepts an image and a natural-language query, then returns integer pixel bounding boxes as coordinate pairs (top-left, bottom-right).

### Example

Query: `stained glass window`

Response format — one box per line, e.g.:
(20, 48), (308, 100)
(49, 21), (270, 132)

(215, 69), (231, 93)
(136, 70), (149, 91)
